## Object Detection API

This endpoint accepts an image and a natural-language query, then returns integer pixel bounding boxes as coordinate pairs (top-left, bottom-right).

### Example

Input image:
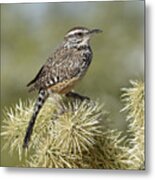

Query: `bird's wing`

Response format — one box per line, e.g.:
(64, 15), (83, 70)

(27, 48), (84, 92)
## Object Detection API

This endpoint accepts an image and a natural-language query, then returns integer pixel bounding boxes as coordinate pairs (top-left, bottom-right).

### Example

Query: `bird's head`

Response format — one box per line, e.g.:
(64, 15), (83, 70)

(64, 26), (102, 47)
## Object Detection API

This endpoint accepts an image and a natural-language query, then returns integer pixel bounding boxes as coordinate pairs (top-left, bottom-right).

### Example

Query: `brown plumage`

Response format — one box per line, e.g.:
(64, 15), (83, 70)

(23, 26), (102, 148)
(27, 47), (92, 93)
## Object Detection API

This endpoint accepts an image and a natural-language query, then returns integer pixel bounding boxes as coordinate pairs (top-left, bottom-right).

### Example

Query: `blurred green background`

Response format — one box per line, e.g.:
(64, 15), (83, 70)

(1, 1), (144, 166)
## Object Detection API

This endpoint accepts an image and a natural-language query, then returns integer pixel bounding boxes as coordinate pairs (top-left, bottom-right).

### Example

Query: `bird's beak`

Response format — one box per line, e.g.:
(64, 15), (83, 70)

(89, 29), (103, 35)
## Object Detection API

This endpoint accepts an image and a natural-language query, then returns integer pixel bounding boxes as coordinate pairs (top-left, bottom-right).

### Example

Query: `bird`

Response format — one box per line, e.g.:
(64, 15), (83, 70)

(23, 26), (102, 148)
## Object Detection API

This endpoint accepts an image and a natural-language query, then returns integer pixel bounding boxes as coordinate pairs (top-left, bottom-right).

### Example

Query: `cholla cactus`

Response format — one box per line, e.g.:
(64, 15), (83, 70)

(121, 80), (145, 169)
(2, 96), (105, 168)
(1, 80), (144, 169)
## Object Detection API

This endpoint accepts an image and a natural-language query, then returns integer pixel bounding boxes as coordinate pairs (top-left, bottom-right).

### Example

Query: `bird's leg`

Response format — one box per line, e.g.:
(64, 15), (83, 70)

(66, 91), (90, 101)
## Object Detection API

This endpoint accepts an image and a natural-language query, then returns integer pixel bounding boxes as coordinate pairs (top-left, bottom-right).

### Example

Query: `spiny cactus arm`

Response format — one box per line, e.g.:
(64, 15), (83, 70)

(1, 80), (144, 169)
(121, 80), (145, 169)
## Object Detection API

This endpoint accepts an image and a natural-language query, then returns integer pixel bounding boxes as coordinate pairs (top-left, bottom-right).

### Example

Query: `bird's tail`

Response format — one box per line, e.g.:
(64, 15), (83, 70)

(23, 89), (48, 149)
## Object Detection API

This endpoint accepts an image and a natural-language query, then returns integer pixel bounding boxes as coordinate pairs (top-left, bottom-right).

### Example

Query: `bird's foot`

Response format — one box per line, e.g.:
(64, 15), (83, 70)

(66, 92), (90, 101)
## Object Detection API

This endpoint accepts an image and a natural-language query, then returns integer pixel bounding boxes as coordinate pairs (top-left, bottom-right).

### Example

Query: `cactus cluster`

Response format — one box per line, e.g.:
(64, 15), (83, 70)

(1, 80), (145, 169)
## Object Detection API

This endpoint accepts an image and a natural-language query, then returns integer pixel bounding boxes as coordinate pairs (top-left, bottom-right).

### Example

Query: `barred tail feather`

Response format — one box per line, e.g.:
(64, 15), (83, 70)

(23, 89), (48, 148)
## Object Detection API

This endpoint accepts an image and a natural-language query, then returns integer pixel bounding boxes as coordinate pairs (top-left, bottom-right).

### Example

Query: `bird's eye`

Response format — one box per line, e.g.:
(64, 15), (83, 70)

(77, 32), (83, 37)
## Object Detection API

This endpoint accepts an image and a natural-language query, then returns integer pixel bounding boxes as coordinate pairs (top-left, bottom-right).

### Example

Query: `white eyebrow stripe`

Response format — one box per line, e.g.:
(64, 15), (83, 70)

(67, 29), (88, 36)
